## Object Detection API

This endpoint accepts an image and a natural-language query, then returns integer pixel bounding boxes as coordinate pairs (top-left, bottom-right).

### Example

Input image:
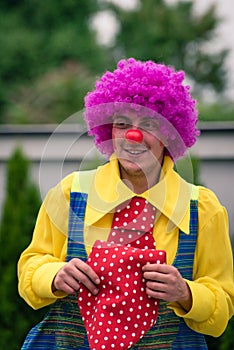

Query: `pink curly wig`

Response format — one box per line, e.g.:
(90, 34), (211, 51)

(84, 57), (200, 160)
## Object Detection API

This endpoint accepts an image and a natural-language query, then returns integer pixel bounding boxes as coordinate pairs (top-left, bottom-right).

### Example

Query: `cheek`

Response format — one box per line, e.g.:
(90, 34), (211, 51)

(112, 128), (125, 144)
(112, 128), (119, 150)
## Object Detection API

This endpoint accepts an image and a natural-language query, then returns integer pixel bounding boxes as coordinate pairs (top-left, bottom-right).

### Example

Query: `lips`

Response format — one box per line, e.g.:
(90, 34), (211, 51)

(123, 148), (148, 156)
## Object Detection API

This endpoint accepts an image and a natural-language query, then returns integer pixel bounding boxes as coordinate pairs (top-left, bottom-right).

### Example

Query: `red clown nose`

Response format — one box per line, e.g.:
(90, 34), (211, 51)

(125, 129), (143, 143)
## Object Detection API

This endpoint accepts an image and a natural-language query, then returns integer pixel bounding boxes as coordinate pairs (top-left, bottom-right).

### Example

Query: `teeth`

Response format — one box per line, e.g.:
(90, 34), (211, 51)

(126, 150), (146, 155)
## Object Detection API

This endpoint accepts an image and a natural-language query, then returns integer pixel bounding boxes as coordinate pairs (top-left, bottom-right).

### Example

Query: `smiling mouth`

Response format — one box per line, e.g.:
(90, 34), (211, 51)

(124, 148), (148, 155)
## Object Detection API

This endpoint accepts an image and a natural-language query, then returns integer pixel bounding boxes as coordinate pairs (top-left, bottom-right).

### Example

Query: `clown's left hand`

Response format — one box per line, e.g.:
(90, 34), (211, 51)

(142, 263), (192, 312)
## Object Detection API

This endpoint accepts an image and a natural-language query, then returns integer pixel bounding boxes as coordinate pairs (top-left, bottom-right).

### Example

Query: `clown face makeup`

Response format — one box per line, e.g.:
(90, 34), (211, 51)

(112, 113), (164, 191)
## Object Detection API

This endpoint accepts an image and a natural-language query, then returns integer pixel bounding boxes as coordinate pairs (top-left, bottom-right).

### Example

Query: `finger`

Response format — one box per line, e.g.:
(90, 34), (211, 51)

(145, 287), (167, 301)
(142, 263), (169, 273)
(60, 279), (81, 295)
(76, 271), (99, 295)
(146, 280), (166, 292)
(143, 270), (168, 283)
(73, 259), (100, 285)
(53, 272), (81, 295)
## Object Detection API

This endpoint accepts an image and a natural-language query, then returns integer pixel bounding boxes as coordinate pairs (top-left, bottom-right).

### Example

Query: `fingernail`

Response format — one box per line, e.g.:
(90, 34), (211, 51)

(93, 288), (99, 295)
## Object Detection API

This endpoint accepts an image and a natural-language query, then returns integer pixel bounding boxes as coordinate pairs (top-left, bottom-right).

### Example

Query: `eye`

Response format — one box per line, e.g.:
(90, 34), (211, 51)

(140, 119), (159, 131)
(113, 117), (132, 129)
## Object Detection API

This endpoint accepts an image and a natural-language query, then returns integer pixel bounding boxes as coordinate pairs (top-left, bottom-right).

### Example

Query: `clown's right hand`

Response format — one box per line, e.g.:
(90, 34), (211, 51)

(52, 258), (100, 295)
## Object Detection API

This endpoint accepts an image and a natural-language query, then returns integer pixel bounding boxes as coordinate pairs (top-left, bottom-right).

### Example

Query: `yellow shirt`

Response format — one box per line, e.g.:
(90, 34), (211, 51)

(18, 156), (234, 337)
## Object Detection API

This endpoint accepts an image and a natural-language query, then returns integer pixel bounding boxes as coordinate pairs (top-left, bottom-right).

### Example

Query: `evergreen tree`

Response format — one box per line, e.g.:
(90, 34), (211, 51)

(0, 148), (46, 349)
(109, 0), (228, 98)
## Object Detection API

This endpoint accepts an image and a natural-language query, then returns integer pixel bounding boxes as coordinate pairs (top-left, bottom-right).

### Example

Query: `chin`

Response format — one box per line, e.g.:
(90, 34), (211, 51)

(120, 159), (148, 177)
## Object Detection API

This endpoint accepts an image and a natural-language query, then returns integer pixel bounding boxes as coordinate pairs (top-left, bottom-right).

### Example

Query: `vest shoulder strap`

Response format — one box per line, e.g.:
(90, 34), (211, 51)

(190, 184), (199, 201)
(71, 169), (97, 194)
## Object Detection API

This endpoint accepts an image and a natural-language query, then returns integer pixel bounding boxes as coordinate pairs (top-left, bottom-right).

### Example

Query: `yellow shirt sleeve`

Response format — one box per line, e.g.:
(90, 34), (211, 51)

(168, 186), (234, 337)
(17, 173), (75, 309)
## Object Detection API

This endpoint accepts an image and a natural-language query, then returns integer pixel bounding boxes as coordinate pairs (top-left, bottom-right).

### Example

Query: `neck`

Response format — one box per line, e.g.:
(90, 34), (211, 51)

(119, 164), (162, 194)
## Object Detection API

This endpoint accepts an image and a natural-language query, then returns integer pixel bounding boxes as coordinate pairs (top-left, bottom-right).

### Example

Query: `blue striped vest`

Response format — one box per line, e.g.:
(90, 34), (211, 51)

(21, 174), (207, 349)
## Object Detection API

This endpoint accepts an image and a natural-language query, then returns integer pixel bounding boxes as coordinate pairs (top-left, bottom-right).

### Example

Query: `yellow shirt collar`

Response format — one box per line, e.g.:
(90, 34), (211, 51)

(84, 155), (192, 234)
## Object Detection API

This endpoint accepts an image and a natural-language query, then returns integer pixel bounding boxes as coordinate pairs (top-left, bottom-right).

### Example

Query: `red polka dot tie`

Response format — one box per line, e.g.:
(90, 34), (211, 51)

(108, 196), (156, 249)
(78, 241), (166, 350)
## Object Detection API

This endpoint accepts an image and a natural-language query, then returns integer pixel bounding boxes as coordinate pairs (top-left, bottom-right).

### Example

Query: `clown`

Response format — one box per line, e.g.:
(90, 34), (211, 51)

(18, 58), (234, 349)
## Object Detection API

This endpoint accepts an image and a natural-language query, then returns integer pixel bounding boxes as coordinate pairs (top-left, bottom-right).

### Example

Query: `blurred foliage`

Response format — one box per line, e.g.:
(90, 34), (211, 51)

(198, 101), (234, 121)
(0, 0), (234, 123)
(4, 61), (95, 123)
(109, 0), (229, 99)
(0, 0), (110, 122)
(0, 148), (48, 349)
